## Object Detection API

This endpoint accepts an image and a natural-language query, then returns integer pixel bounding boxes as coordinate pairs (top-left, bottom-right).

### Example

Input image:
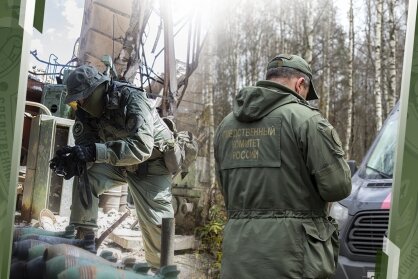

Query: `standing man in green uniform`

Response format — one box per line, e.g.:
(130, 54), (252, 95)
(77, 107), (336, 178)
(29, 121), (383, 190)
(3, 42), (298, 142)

(50, 65), (174, 268)
(214, 54), (352, 278)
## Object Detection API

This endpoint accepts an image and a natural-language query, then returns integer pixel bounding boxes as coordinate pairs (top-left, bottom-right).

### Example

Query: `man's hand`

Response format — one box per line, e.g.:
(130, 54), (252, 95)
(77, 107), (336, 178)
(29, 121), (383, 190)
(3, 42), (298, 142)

(55, 144), (96, 162)
(49, 151), (82, 180)
(49, 144), (96, 179)
(72, 144), (96, 162)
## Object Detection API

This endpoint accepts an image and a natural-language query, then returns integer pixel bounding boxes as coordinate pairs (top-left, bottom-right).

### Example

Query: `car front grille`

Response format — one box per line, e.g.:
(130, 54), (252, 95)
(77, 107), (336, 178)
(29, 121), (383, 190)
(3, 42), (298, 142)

(347, 210), (390, 256)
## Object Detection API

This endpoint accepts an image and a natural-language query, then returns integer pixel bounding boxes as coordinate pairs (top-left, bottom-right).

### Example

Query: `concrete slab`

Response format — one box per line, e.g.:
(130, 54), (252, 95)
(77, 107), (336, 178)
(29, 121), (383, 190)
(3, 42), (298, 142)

(109, 228), (142, 250)
(109, 229), (199, 251)
(174, 235), (200, 251)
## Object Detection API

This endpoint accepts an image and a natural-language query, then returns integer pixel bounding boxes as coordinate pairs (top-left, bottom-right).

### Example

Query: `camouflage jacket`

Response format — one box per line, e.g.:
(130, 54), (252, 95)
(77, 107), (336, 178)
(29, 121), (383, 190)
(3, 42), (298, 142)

(214, 80), (352, 278)
(73, 82), (174, 168)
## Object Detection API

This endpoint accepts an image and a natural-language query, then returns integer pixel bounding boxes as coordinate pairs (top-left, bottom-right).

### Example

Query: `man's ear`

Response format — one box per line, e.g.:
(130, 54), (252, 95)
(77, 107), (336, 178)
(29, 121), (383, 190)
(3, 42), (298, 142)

(297, 77), (305, 90)
(295, 77), (308, 99)
(294, 77), (302, 94)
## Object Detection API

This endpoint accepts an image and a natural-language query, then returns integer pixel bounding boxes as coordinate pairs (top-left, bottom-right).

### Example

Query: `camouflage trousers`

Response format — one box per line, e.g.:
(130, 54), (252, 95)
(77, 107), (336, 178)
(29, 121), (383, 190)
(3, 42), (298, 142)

(69, 158), (174, 268)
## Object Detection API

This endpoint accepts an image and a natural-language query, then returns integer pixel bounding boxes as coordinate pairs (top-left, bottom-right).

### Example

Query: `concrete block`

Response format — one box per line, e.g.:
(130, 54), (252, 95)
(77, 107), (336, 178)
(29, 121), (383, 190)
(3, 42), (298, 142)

(90, 3), (130, 40)
(83, 29), (123, 63)
(174, 235), (200, 251)
(109, 228), (142, 250)
(109, 229), (199, 251)
(93, 0), (133, 17)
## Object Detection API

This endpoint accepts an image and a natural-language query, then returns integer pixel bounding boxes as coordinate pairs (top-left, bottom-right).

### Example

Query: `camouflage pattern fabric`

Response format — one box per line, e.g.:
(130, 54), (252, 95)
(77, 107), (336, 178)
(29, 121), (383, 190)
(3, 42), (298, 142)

(69, 82), (174, 268)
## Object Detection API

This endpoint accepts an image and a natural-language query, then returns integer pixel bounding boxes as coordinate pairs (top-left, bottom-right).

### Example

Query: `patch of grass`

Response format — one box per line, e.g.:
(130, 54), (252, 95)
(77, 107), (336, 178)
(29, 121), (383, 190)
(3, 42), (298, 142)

(195, 204), (227, 278)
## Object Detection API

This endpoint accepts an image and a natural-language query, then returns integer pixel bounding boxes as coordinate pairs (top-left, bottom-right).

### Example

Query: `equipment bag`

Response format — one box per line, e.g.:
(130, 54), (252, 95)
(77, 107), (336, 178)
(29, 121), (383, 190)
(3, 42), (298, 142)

(162, 117), (198, 177)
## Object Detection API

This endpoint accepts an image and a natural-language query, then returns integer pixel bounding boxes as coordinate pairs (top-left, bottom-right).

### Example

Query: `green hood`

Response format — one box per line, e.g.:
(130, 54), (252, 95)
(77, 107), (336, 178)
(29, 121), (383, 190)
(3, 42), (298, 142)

(233, 80), (306, 122)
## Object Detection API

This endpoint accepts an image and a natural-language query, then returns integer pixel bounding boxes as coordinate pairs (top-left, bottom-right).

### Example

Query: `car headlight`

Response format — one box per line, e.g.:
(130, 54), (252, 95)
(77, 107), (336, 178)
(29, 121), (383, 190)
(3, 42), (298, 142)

(329, 202), (349, 229)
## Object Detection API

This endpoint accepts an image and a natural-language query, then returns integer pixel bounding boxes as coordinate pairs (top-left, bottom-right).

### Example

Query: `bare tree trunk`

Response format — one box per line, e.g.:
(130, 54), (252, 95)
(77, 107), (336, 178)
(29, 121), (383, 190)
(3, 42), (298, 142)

(279, 2), (287, 53)
(208, 93), (215, 190)
(320, 38), (327, 115)
(374, 0), (383, 131)
(387, 0), (397, 112)
(305, 1), (314, 64)
(364, 0), (374, 154)
(202, 32), (216, 221)
(323, 4), (332, 119)
(206, 32), (216, 186)
(345, 0), (354, 159)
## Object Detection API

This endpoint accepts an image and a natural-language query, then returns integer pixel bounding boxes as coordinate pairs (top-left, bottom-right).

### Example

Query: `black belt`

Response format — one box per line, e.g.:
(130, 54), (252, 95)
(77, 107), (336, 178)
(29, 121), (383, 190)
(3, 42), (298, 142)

(227, 209), (326, 219)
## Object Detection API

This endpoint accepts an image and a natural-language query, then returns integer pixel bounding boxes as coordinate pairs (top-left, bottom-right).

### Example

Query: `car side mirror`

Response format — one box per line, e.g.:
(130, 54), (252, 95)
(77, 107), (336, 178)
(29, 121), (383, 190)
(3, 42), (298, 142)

(347, 160), (357, 177)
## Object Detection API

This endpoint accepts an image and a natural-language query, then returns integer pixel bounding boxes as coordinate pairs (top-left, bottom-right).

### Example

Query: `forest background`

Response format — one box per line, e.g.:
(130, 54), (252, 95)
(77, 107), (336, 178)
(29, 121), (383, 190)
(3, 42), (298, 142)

(180, 0), (407, 169)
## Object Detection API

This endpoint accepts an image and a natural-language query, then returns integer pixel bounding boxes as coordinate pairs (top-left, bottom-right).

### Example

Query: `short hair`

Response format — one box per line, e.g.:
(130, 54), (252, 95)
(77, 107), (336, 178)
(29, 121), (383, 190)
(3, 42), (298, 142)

(266, 67), (311, 89)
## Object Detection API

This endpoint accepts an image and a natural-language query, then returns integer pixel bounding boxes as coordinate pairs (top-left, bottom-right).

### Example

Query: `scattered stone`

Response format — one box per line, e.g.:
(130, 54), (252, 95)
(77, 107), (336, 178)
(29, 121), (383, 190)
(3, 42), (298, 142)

(15, 208), (212, 278)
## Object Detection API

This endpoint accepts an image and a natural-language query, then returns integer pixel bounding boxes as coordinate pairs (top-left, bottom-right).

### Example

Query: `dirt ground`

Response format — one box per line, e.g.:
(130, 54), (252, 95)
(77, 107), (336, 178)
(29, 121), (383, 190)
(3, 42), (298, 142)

(19, 208), (215, 279)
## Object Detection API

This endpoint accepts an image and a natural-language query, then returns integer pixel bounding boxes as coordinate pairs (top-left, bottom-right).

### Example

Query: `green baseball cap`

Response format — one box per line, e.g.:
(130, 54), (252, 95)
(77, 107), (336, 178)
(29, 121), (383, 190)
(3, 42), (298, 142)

(267, 54), (318, 100)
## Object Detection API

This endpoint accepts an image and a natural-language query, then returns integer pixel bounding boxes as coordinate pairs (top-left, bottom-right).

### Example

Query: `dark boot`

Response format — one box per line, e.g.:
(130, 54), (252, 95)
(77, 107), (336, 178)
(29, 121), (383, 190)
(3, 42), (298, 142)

(75, 227), (96, 253)
(75, 227), (96, 240)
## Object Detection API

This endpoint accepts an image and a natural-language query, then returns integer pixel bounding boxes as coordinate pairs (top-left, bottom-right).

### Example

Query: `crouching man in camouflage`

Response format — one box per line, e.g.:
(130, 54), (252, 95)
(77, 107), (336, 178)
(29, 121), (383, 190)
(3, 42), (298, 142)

(50, 65), (174, 268)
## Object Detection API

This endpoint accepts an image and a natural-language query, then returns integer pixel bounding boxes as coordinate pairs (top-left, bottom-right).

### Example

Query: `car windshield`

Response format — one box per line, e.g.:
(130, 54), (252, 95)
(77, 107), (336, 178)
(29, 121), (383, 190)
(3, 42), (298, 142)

(362, 106), (399, 179)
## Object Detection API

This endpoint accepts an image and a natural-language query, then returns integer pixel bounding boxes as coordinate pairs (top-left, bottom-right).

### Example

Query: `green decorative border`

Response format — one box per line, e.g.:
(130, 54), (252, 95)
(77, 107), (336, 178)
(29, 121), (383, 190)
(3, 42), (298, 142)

(0, 1), (43, 277)
(378, 0), (418, 278)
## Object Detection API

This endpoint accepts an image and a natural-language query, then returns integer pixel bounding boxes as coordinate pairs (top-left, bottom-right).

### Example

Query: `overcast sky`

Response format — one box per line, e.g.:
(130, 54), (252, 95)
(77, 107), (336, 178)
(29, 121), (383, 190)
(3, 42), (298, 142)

(29, 0), (84, 71)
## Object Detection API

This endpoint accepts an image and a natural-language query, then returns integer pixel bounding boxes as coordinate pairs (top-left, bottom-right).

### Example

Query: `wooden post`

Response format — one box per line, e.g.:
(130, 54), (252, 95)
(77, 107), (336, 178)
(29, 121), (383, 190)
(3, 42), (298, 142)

(160, 217), (175, 267)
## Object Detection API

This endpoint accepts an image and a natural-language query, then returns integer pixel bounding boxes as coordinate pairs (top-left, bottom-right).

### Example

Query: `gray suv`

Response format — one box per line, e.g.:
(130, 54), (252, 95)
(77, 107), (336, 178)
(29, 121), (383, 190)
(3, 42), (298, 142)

(330, 103), (399, 279)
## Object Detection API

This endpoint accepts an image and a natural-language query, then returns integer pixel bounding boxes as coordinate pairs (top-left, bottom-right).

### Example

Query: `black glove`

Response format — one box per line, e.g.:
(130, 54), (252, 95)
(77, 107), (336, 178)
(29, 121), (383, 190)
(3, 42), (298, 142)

(72, 144), (96, 162)
(50, 145), (94, 210)
(49, 144), (95, 179)
(55, 144), (96, 162)
(49, 150), (82, 180)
